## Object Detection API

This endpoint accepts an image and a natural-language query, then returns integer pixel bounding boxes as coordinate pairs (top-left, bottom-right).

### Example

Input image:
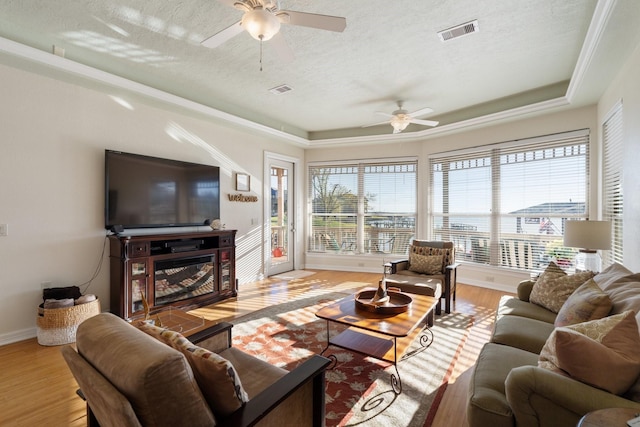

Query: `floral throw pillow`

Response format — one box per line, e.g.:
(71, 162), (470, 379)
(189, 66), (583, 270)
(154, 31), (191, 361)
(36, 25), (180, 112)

(408, 252), (443, 275)
(554, 279), (613, 327)
(529, 262), (595, 313)
(138, 322), (249, 415)
(539, 310), (640, 395)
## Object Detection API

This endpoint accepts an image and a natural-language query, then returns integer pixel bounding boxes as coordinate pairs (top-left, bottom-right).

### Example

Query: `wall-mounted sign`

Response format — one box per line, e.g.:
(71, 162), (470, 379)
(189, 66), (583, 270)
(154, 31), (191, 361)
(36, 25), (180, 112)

(228, 194), (258, 202)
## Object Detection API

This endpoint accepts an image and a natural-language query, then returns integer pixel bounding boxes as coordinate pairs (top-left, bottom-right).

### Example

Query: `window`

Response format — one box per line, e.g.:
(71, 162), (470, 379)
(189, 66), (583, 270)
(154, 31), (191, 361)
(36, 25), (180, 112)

(430, 129), (590, 271)
(308, 158), (417, 255)
(602, 101), (624, 266)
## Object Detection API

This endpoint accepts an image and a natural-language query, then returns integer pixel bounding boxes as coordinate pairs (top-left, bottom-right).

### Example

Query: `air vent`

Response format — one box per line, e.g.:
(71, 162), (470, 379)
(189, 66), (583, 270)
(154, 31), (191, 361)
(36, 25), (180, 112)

(269, 84), (294, 95)
(437, 19), (479, 42)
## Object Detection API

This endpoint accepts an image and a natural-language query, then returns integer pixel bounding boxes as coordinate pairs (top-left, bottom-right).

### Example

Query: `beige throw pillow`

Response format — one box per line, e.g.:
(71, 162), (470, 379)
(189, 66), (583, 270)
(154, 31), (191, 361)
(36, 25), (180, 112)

(138, 323), (249, 415)
(409, 252), (443, 275)
(554, 279), (613, 327)
(539, 310), (640, 395)
(529, 262), (595, 313)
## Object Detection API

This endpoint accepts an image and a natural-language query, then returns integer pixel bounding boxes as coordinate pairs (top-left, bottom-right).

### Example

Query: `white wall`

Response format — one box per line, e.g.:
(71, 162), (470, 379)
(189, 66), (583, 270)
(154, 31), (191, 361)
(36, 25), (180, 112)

(0, 62), (303, 343)
(598, 39), (640, 272)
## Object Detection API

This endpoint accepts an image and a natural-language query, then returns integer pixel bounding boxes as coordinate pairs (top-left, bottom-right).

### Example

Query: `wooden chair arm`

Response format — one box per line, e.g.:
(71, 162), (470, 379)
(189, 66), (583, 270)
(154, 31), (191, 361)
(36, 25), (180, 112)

(445, 263), (460, 271)
(217, 355), (332, 427)
(389, 259), (409, 274)
(189, 322), (233, 352)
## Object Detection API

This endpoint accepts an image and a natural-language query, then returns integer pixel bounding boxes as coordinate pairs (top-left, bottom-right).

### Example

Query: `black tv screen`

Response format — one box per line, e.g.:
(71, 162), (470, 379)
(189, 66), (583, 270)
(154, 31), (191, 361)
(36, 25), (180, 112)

(105, 150), (220, 230)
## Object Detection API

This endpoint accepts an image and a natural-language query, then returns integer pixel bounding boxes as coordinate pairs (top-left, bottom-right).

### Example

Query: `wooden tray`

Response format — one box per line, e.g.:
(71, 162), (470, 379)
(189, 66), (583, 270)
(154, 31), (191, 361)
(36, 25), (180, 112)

(355, 289), (413, 314)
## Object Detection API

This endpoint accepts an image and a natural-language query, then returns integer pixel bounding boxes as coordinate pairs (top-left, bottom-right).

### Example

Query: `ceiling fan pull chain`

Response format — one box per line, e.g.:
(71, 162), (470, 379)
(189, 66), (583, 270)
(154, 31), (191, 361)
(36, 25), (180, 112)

(259, 35), (264, 71)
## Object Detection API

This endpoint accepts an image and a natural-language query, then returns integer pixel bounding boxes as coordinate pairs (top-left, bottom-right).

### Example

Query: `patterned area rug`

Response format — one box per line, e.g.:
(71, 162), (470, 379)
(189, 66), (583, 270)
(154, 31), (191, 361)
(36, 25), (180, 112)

(230, 292), (473, 427)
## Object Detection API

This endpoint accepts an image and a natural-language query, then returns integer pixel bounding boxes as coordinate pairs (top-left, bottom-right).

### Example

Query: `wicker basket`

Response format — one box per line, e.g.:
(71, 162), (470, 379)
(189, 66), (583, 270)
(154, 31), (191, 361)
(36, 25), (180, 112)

(36, 298), (101, 346)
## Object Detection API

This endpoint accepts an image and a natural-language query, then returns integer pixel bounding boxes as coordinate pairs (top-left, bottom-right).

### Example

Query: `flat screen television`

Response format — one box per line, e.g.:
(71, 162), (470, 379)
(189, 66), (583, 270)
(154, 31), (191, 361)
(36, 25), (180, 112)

(105, 150), (220, 231)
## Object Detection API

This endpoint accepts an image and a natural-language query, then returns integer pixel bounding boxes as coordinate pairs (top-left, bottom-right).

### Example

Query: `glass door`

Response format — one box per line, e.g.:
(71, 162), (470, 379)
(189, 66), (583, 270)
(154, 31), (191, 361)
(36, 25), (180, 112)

(268, 159), (294, 274)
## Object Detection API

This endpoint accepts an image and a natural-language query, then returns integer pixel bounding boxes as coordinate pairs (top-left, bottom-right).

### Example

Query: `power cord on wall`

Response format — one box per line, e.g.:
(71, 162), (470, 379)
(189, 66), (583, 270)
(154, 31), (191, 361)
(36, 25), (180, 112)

(77, 231), (109, 294)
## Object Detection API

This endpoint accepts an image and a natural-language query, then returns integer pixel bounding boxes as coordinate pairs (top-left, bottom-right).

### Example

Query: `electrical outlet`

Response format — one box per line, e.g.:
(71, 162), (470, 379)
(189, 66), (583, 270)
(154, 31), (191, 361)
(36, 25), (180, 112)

(0, 224), (7, 236)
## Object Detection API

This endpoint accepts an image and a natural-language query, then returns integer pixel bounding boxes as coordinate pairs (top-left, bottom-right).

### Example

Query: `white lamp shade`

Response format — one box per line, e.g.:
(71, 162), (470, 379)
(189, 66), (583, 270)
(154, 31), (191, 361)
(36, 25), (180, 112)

(242, 8), (281, 41)
(563, 220), (612, 250)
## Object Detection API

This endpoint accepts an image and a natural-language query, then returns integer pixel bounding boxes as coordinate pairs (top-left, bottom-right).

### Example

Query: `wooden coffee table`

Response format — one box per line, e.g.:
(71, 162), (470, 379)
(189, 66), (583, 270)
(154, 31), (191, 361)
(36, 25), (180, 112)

(315, 288), (439, 394)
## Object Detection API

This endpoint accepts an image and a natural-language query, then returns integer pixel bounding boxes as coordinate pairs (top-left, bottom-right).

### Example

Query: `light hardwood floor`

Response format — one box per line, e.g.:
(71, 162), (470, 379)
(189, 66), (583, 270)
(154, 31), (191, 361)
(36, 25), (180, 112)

(0, 270), (508, 427)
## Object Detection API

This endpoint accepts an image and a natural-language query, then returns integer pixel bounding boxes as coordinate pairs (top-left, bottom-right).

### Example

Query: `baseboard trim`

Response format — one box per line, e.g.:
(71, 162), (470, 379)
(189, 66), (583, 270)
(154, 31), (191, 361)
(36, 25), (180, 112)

(0, 327), (36, 346)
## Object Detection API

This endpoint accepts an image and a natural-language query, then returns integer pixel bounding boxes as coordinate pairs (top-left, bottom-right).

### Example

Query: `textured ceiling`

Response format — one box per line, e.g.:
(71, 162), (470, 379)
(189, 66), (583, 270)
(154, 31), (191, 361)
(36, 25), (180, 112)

(0, 0), (636, 142)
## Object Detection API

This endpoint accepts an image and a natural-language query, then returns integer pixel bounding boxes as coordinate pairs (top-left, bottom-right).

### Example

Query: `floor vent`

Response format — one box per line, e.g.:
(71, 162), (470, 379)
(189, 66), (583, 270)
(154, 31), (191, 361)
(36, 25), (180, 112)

(438, 19), (479, 42)
(269, 84), (294, 95)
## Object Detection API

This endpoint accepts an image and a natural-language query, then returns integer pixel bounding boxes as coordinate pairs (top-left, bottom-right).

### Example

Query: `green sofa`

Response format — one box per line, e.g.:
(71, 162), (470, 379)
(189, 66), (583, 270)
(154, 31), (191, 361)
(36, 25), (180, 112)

(467, 263), (640, 427)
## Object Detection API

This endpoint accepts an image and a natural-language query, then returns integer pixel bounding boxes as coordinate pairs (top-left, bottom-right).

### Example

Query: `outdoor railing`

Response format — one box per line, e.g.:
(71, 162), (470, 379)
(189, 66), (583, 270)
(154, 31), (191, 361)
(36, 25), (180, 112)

(308, 227), (574, 272)
(309, 227), (414, 255)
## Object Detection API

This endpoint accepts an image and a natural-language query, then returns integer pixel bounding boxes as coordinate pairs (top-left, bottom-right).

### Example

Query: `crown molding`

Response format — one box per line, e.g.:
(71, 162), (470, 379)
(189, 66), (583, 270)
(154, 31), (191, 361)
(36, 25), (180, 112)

(0, 36), (311, 147)
(566, 0), (617, 102)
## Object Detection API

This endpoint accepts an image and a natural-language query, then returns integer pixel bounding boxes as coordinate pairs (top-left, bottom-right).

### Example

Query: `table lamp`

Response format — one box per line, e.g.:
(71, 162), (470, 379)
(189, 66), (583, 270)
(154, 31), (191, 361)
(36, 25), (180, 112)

(563, 220), (612, 272)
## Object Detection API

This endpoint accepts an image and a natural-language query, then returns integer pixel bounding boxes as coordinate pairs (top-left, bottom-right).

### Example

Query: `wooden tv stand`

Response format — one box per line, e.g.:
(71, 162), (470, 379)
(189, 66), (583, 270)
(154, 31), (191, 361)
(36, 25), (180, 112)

(109, 230), (237, 320)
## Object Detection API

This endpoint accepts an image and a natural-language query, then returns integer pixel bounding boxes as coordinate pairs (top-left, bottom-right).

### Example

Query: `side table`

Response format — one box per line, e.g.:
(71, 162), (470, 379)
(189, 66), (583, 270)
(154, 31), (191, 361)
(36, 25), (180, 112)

(577, 407), (639, 427)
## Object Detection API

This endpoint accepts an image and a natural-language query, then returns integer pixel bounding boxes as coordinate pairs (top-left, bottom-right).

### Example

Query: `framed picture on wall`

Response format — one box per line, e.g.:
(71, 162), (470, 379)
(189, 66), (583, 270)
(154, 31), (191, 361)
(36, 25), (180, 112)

(236, 173), (250, 191)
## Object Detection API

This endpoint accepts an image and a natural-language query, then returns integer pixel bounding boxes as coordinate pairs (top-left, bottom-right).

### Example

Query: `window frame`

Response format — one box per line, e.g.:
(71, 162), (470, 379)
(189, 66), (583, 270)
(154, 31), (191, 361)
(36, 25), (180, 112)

(429, 129), (590, 271)
(307, 157), (418, 256)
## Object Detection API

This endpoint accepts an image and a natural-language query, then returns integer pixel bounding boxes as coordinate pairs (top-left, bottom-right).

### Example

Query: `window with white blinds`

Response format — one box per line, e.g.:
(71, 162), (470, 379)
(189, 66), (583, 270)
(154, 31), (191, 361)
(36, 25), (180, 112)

(308, 159), (417, 255)
(430, 129), (590, 271)
(602, 101), (624, 266)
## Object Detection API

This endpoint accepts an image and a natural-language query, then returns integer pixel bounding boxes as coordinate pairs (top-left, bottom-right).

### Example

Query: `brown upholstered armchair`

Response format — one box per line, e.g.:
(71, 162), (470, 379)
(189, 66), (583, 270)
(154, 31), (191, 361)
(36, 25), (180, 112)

(387, 240), (459, 314)
(61, 313), (330, 427)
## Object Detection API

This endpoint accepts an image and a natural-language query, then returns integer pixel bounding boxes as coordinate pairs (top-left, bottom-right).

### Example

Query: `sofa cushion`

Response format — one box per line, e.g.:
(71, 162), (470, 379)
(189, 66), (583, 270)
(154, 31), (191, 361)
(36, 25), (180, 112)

(496, 295), (557, 324)
(138, 322), (249, 416)
(409, 243), (454, 270)
(596, 274), (640, 401)
(408, 252), (443, 274)
(384, 275), (442, 298)
(593, 262), (634, 289)
(467, 342), (539, 427)
(77, 313), (215, 426)
(539, 310), (640, 395)
(492, 315), (555, 354)
(597, 274), (640, 321)
(529, 262), (595, 313)
(554, 279), (613, 327)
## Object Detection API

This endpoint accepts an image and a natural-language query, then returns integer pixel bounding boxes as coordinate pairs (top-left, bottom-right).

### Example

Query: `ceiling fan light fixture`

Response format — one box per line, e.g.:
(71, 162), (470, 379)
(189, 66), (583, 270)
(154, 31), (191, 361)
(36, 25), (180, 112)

(390, 114), (411, 133)
(242, 8), (281, 41)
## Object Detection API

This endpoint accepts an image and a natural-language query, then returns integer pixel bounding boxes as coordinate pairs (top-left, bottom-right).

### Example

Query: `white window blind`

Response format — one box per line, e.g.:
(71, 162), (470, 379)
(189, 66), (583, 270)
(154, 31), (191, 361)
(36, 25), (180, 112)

(430, 129), (590, 271)
(602, 101), (624, 266)
(308, 159), (417, 255)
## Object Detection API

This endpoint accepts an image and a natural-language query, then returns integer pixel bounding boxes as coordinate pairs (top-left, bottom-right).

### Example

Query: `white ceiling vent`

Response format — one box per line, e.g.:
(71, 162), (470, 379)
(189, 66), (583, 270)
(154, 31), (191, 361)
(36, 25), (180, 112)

(438, 20), (479, 42)
(269, 84), (294, 95)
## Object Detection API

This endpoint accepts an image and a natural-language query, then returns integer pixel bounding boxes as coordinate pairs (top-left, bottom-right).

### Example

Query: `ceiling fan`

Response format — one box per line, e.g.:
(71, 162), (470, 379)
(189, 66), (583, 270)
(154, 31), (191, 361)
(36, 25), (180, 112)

(201, 0), (347, 63)
(363, 101), (439, 134)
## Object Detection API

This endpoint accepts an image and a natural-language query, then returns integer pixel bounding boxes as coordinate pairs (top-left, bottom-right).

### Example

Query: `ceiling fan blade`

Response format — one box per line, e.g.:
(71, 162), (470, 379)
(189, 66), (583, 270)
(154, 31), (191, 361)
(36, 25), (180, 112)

(362, 120), (391, 128)
(270, 32), (295, 62)
(201, 21), (244, 48)
(375, 111), (393, 118)
(408, 106), (434, 118)
(278, 10), (346, 32)
(411, 118), (439, 127)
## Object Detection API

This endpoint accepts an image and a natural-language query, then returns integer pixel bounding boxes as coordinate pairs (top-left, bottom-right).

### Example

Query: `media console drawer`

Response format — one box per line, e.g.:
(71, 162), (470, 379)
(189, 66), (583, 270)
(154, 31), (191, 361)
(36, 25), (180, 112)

(219, 234), (233, 247)
(127, 241), (150, 257)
